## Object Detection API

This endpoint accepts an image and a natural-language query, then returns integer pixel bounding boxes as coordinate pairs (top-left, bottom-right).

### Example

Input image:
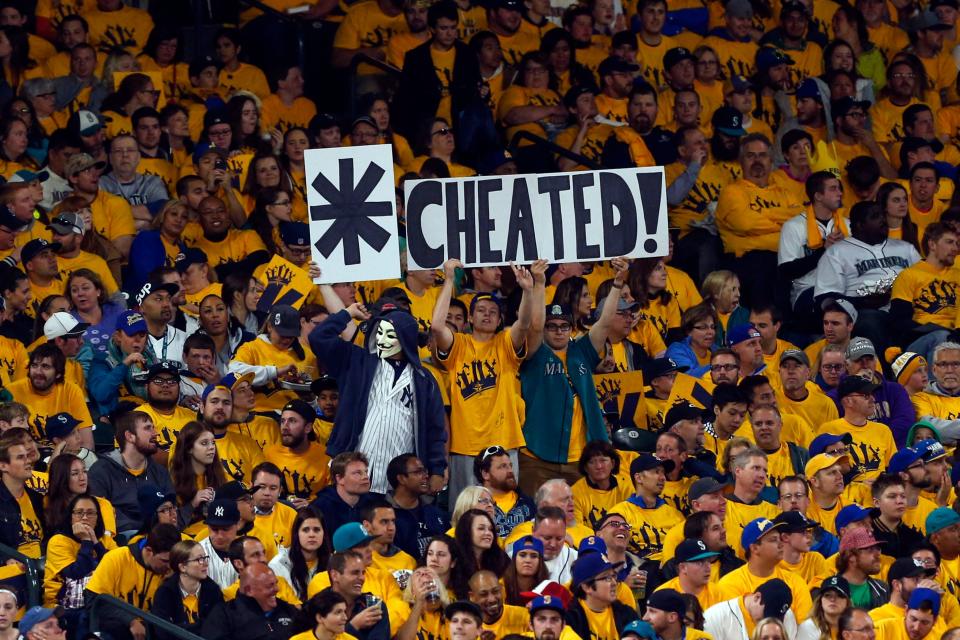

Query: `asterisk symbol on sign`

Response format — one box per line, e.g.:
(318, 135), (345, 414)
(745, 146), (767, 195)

(310, 158), (393, 264)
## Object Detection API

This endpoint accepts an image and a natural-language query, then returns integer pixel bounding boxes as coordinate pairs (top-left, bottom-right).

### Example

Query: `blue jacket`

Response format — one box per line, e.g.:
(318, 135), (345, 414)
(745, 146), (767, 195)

(665, 336), (714, 377)
(827, 375), (916, 446)
(309, 487), (381, 537)
(127, 230), (183, 292)
(308, 309), (448, 476)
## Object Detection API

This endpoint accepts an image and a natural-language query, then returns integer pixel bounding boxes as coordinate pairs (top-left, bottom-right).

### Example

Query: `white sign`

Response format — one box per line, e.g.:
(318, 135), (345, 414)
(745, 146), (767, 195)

(403, 166), (668, 269)
(306, 144), (400, 284)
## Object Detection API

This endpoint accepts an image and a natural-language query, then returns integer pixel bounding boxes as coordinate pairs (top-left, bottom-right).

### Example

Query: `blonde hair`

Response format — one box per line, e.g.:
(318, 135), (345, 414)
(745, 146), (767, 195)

(720, 436), (754, 475)
(700, 270), (738, 302)
(402, 566), (450, 607)
(751, 618), (788, 640)
(151, 199), (189, 231)
(451, 486), (493, 526)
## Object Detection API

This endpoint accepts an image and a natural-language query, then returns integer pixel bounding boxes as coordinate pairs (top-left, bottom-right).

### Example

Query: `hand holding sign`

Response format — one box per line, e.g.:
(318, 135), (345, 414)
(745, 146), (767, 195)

(530, 258), (548, 284)
(511, 261), (535, 291)
(442, 258), (463, 282)
(611, 256), (629, 281)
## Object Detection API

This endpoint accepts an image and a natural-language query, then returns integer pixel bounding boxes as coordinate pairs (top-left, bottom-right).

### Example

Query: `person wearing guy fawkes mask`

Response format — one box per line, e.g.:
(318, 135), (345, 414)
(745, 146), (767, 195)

(310, 302), (447, 495)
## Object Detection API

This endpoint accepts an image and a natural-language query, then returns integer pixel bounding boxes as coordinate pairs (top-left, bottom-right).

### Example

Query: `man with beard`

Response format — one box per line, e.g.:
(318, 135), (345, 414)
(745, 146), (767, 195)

(88, 410), (173, 535)
(611, 454), (684, 559)
(476, 445), (535, 538)
(529, 594), (567, 640)
(873, 60), (927, 144)
(135, 360), (194, 456)
(602, 82), (669, 167)
(46, 210), (118, 292)
(716, 133), (804, 306)
(483, 0), (538, 67)
(133, 276), (188, 364)
(248, 462), (297, 559)
(814, 201), (921, 358)
(21, 239), (65, 317)
(173, 384), (263, 485)
(595, 56), (635, 124)
(644, 589), (712, 640)
(263, 400), (329, 505)
(191, 195), (268, 280)
(385, 454), (448, 558)
(906, 10), (954, 97)
(838, 527), (889, 608)
(386, 0), (430, 68)
(468, 570), (530, 637)
(829, 97), (897, 175)
(871, 557), (940, 624)
(7, 343), (93, 448)
(665, 115), (744, 283)
(777, 350), (840, 430)
(888, 447), (939, 533)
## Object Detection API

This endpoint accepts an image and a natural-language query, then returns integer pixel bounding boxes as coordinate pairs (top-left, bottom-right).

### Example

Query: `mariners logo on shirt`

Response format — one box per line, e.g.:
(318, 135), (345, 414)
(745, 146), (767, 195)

(455, 358), (498, 399)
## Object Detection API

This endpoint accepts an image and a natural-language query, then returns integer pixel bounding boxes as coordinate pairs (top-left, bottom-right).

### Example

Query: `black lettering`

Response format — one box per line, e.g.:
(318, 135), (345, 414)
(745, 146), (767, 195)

(635, 171), (664, 254)
(477, 178), (503, 263)
(406, 181), (444, 268)
(538, 175), (571, 259)
(505, 179), (537, 261)
(445, 181), (477, 263)
(599, 172), (638, 256)
(572, 173), (600, 259)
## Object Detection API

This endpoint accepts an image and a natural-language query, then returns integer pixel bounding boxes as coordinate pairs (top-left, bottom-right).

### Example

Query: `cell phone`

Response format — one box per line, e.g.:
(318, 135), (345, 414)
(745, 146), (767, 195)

(214, 158), (228, 171)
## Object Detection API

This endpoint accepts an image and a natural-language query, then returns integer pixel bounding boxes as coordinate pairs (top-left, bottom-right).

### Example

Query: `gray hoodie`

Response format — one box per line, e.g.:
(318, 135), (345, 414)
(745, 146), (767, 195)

(88, 449), (174, 534)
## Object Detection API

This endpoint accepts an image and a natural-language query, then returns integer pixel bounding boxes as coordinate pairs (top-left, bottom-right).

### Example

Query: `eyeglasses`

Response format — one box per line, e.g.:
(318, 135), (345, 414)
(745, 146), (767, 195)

(157, 505), (177, 515)
(601, 520), (631, 530)
(822, 364), (845, 371)
(431, 128), (453, 136)
(188, 555), (210, 564)
(140, 89), (162, 96)
(72, 510), (97, 518)
(891, 73), (916, 80)
(150, 377), (179, 387)
(590, 574), (618, 584)
(545, 323), (571, 332)
(481, 446), (506, 461)
(475, 496), (493, 505)
(711, 363), (738, 371)
(779, 492), (806, 501)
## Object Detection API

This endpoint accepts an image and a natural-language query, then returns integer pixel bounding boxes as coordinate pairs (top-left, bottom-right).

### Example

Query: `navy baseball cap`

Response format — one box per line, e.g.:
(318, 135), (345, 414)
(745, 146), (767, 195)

(741, 517), (784, 549)
(175, 247), (208, 274)
(675, 539), (720, 563)
(115, 310), (147, 335)
(279, 222), (311, 247)
(808, 432), (852, 456)
(887, 447), (924, 474)
(45, 413), (81, 440)
(629, 453), (675, 476)
(727, 323), (761, 346)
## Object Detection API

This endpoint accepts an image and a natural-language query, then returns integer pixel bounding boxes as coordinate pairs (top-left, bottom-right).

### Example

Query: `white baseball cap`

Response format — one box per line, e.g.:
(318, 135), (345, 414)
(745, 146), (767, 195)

(43, 312), (89, 340)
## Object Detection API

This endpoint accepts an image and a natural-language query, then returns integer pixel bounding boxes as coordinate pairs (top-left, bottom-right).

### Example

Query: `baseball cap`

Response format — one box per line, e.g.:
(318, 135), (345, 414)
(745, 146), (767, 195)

(45, 413), (81, 441)
(757, 579), (793, 619)
(825, 299), (859, 324)
(192, 141), (228, 166)
(916, 438), (947, 463)
(832, 96), (872, 118)
(201, 383), (231, 402)
(780, 0), (809, 16)
(756, 46), (794, 71)
(145, 360), (187, 382)
(773, 511), (818, 533)
(845, 337), (876, 360)
(269, 304), (301, 338)
(689, 477), (728, 502)
(545, 303), (574, 325)
(725, 0), (753, 18)
(469, 292), (504, 315)
(908, 588), (942, 615)
(310, 112), (339, 132)
(675, 539), (720, 563)
(136, 484), (176, 520)
(727, 323), (761, 346)
(646, 589), (685, 617)
(596, 294), (639, 313)
(43, 312), (89, 340)
(779, 349), (810, 367)
(901, 136), (944, 163)
(571, 552), (618, 588)
(804, 452), (849, 477)
(63, 152), (106, 177)
(839, 527), (881, 552)
(796, 78), (823, 101)
(0, 206), (27, 231)
(215, 480), (256, 501)
(350, 115), (378, 132)
(202, 107), (228, 131)
(333, 522), (378, 552)
(837, 375), (880, 398)
(282, 399), (317, 424)
(712, 106), (747, 136)
(835, 504), (872, 532)
(820, 576), (850, 598)
(622, 620), (658, 640)
(513, 535), (544, 557)
(279, 222), (311, 247)
(18, 607), (62, 635)
(887, 447), (924, 474)
(808, 432), (853, 457)
(529, 594), (565, 616)
(310, 376), (338, 394)
(175, 247), (208, 274)
(664, 403), (704, 429)
(927, 507), (960, 535)
(663, 47), (696, 71)
(577, 535), (608, 556)
(134, 278), (180, 307)
(908, 9), (952, 30)
(741, 518), (785, 549)
(563, 85), (596, 109)
(598, 56), (639, 77)
(642, 357), (688, 381)
(10, 169), (49, 183)
(932, 0), (960, 9)
(445, 601), (483, 622)
(888, 557), (936, 583)
(115, 310), (147, 335)
(190, 54), (219, 78)
(722, 74), (753, 95)
(629, 453), (675, 476)
(518, 580), (573, 609)
(47, 212), (85, 236)
(220, 372), (255, 392)
(206, 498), (241, 527)
(21, 238), (61, 265)
(69, 109), (101, 137)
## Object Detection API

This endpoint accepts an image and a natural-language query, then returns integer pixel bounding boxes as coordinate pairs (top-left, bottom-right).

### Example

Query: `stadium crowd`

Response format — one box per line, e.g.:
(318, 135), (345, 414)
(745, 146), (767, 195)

(3, 1), (960, 640)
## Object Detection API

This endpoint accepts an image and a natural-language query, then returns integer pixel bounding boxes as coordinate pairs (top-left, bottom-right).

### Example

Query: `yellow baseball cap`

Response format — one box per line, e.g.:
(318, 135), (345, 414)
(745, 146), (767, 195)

(804, 452), (849, 477)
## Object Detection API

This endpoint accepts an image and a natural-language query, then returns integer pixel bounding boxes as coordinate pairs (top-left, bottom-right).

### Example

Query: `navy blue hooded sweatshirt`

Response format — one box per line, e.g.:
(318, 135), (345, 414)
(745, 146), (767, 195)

(308, 309), (448, 476)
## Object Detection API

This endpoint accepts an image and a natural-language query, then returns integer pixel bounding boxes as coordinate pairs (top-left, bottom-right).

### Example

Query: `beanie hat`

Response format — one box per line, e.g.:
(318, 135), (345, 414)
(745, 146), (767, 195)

(886, 347), (927, 386)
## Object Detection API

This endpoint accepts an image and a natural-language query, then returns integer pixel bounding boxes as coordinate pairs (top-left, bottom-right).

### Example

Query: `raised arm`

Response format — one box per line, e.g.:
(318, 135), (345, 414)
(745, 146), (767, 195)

(431, 258), (462, 353)
(509, 261), (541, 353)
(588, 257), (629, 354)
(523, 260), (549, 359)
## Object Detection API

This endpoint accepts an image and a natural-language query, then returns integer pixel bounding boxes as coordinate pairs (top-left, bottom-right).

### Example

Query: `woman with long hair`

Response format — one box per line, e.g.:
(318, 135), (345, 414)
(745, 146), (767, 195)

(448, 486), (496, 536)
(752, 617), (790, 640)
(247, 186), (295, 254)
(241, 153), (296, 219)
(877, 182), (919, 248)
(100, 72), (159, 139)
(66, 268), (125, 353)
(136, 25), (188, 100)
(454, 509), (509, 578)
(502, 535), (548, 605)
(360, 93), (414, 169)
(0, 26), (39, 94)
(699, 270), (748, 343)
(150, 540), (224, 639)
(280, 127), (309, 222)
(694, 45), (723, 117)
(226, 92), (269, 155)
(0, 116), (35, 177)
(409, 118), (476, 177)
(128, 200), (190, 289)
(418, 535), (469, 599)
(30, 294), (70, 346)
(159, 103), (194, 168)
(552, 276), (592, 334)
(629, 258), (681, 343)
(665, 303), (720, 377)
(45, 454), (116, 538)
(221, 271), (264, 334)
(269, 507), (330, 601)
(291, 590), (356, 640)
(43, 494), (115, 620)
(540, 29), (594, 97)
(397, 566), (449, 640)
(822, 41), (873, 103)
(830, 5), (885, 90)
(796, 577), (850, 640)
(168, 422), (225, 533)
(99, 48), (139, 95)
(229, 301), (319, 411)
(197, 293), (254, 376)
(5, 96), (44, 157)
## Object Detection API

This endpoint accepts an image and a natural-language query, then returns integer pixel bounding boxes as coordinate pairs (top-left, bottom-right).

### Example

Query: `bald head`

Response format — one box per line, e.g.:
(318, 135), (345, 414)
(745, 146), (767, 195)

(241, 563), (279, 611)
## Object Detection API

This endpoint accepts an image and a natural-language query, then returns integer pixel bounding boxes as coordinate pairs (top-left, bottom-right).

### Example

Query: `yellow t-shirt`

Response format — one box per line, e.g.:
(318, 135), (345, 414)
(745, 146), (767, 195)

(913, 391), (960, 421)
(723, 498), (779, 559)
(655, 576), (730, 611)
(86, 545), (165, 611)
(610, 497), (685, 561)
(219, 63), (271, 99)
(815, 418), (897, 481)
(137, 403), (196, 452)
(232, 336), (319, 412)
(263, 442), (330, 501)
(57, 251), (119, 295)
(6, 379), (94, 444)
(580, 600), (620, 640)
(496, 85), (561, 144)
(718, 564), (813, 621)
(700, 36), (758, 79)
(636, 35), (676, 89)
(716, 178), (805, 257)
(891, 261), (959, 329)
(571, 476), (632, 530)
(495, 29), (540, 67)
(779, 551), (830, 587)
(0, 335), (27, 389)
(439, 330), (526, 455)
(230, 413), (281, 450)
(778, 384), (840, 435)
(16, 491), (42, 558)
(85, 6), (154, 53)
(594, 94), (628, 126)
(370, 548), (417, 590)
(43, 532), (118, 606)
(662, 476), (695, 516)
(872, 97), (940, 144)
(90, 189), (135, 241)
(260, 94), (319, 134)
(252, 503), (298, 559)
(186, 228), (266, 268)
